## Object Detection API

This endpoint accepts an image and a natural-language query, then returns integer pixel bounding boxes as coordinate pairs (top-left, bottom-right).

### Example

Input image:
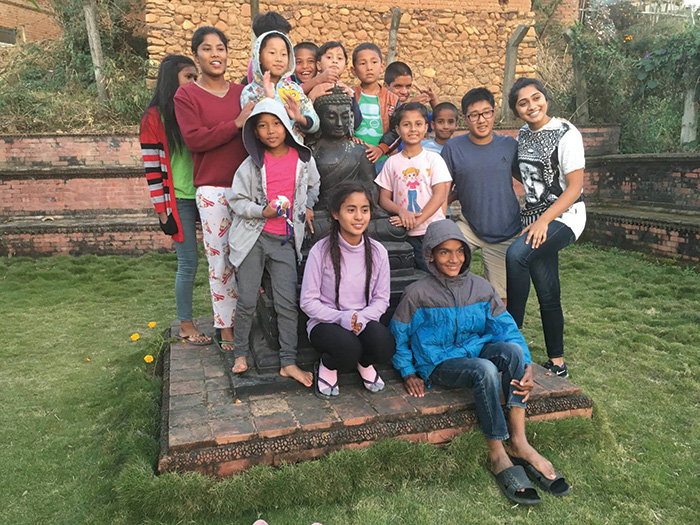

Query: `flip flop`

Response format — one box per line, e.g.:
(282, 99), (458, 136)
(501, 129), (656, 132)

(314, 361), (338, 400)
(510, 456), (571, 496)
(361, 369), (385, 393)
(177, 333), (213, 346)
(493, 465), (541, 506)
(214, 328), (235, 352)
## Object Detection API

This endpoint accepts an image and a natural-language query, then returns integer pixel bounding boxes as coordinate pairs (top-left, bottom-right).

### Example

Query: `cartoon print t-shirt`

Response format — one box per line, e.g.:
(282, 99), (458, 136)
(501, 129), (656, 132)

(375, 149), (452, 237)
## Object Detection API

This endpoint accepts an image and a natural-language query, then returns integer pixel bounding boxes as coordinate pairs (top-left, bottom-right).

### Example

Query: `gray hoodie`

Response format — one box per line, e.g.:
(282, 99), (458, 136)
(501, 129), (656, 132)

(226, 98), (320, 268)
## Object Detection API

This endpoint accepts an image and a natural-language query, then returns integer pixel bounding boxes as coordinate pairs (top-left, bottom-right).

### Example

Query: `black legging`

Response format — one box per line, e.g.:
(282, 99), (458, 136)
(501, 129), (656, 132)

(309, 321), (396, 372)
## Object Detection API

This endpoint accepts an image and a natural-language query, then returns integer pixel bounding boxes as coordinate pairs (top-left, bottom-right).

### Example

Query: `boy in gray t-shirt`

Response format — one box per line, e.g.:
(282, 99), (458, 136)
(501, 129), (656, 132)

(441, 88), (522, 303)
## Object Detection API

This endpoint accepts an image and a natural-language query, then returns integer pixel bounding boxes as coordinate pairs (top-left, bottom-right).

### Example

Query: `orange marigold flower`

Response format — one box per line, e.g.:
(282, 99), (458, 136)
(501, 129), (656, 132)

(148, 321), (157, 328)
(130, 333), (140, 341)
(144, 354), (154, 363)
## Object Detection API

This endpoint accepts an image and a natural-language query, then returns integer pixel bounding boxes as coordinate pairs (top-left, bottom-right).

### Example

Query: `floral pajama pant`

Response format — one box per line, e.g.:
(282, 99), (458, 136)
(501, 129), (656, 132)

(196, 186), (237, 329)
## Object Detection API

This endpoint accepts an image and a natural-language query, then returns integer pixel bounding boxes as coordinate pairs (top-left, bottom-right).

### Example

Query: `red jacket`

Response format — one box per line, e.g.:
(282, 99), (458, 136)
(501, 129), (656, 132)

(352, 84), (399, 155)
(140, 106), (185, 242)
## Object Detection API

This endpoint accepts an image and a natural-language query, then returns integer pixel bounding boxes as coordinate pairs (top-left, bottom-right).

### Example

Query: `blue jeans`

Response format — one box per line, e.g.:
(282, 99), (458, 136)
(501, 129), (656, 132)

(430, 342), (526, 441)
(506, 220), (575, 359)
(174, 198), (199, 322)
(406, 235), (428, 272)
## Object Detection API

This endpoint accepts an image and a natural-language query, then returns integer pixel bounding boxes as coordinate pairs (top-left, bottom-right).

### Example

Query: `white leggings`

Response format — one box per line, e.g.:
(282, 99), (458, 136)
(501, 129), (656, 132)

(196, 186), (237, 328)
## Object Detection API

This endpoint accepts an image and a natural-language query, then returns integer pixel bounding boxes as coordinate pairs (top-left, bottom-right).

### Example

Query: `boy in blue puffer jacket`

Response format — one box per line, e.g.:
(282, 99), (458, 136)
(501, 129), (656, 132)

(391, 219), (570, 506)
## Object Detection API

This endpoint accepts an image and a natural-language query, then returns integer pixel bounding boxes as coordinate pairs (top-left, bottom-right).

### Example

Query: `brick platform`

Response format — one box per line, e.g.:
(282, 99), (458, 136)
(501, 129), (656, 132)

(159, 320), (594, 477)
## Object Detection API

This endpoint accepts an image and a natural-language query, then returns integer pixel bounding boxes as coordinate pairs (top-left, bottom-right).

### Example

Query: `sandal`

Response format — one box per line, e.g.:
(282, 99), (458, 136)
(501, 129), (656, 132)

(314, 361), (338, 400)
(510, 456), (571, 496)
(360, 368), (385, 394)
(493, 465), (541, 506)
(177, 332), (213, 346)
(214, 328), (234, 352)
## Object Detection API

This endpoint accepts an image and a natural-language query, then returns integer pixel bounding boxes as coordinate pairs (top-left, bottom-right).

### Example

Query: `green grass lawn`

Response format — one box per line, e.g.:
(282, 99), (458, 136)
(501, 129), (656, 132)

(1, 245), (698, 524)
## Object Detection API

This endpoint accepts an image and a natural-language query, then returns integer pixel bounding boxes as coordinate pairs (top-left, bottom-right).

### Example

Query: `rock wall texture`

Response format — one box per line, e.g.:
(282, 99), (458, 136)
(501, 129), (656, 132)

(145, 0), (537, 110)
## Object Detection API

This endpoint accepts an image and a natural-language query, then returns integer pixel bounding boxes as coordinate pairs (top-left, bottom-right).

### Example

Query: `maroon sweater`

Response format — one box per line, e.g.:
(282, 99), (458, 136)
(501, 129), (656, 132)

(174, 82), (247, 187)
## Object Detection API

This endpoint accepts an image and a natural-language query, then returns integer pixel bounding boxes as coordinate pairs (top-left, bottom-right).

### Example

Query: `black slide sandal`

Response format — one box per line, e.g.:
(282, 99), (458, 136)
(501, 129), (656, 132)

(510, 456), (571, 496)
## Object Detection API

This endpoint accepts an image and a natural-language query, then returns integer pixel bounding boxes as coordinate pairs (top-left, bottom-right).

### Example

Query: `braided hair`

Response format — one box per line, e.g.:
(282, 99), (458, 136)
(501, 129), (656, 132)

(325, 181), (376, 309)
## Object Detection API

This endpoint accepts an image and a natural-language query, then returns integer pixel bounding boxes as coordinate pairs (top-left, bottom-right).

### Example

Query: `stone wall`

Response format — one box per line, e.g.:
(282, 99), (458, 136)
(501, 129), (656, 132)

(145, 0), (537, 109)
(0, 0), (62, 42)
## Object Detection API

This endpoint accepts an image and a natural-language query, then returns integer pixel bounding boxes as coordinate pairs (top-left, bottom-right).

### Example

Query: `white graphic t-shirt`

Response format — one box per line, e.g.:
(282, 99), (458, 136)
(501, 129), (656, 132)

(517, 117), (587, 239)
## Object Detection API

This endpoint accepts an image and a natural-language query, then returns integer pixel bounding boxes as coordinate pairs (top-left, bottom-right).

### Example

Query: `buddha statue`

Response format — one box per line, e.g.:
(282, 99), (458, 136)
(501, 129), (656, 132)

(310, 86), (377, 208)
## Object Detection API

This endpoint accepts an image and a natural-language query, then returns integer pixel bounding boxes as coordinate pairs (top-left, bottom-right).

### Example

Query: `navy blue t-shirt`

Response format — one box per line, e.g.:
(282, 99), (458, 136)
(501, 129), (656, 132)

(441, 133), (521, 243)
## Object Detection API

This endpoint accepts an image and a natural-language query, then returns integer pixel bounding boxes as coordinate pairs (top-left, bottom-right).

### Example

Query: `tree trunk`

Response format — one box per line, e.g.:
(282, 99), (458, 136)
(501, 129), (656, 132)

(386, 7), (401, 65)
(250, 0), (259, 50)
(82, 0), (109, 104)
(680, 80), (698, 145)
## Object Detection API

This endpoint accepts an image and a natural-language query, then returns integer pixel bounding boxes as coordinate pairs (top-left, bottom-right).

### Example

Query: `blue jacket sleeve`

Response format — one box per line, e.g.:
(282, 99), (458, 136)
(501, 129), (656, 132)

(390, 318), (417, 377)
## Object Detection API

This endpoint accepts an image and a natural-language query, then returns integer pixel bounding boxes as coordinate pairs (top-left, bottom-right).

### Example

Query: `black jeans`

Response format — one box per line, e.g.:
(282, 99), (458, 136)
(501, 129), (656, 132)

(309, 321), (396, 372)
(506, 220), (575, 359)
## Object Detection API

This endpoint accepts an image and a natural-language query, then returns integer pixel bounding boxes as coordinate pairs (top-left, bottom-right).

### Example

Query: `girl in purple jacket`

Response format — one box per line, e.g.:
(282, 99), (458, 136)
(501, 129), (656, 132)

(300, 182), (396, 398)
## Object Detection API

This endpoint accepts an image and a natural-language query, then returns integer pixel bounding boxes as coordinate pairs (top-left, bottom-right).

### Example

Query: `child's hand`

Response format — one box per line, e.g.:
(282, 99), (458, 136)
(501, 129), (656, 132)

(511, 364), (535, 402)
(403, 374), (425, 398)
(262, 71), (275, 99)
(305, 206), (315, 234)
(350, 312), (363, 334)
(234, 102), (256, 128)
(263, 197), (290, 218)
(398, 208), (421, 230)
(282, 94), (304, 124)
(337, 81), (355, 98)
(317, 68), (341, 84)
(409, 92), (431, 105)
(307, 82), (333, 102)
(365, 145), (383, 163)
(350, 137), (365, 146)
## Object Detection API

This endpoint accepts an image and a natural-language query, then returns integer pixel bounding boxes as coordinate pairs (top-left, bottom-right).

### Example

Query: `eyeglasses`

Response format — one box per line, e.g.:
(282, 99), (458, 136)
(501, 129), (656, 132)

(466, 109), (495, 122)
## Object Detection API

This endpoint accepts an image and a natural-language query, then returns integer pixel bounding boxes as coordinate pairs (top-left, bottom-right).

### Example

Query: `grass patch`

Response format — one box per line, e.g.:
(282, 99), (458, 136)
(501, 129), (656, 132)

(0, 245), (698, 524)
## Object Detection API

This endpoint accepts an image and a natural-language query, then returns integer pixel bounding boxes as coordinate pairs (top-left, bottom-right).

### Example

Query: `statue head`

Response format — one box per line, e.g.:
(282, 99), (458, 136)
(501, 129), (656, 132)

(314, 86), (354, 139)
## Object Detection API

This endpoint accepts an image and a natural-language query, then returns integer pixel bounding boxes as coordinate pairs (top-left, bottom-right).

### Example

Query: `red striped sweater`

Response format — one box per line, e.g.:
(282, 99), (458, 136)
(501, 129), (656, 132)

(140, 106), (185, 242)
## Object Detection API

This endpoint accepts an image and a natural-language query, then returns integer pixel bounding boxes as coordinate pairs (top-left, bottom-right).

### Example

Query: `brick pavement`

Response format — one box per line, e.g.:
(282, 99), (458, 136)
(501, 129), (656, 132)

(159, 319), (593, 477)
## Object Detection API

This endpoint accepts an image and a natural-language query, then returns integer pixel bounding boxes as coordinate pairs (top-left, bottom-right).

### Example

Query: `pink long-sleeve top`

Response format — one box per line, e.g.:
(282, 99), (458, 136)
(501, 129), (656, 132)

(300, 234), (391, 336)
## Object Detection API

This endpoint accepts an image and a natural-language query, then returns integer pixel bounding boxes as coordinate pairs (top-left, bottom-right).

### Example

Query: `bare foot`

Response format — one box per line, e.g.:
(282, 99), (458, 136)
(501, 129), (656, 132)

(508, 440), (557, 480)
(280, 364), (313, 387)
(488, 447), (514, 477)
(219, 327), (234, 351)
(232, 356), (248, 374)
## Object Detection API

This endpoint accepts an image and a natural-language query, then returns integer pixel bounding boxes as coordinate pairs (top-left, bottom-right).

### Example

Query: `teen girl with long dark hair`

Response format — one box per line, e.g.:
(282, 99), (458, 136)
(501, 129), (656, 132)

(300, 182), (396, 398)
(141, 54), (211, 344)
(174, 27), (255, 350)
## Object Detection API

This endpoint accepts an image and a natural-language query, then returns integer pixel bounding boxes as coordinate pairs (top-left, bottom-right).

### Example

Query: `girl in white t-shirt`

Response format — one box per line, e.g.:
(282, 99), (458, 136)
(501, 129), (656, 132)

(505, 78), (586, 379)
(375, 102), (452, 271)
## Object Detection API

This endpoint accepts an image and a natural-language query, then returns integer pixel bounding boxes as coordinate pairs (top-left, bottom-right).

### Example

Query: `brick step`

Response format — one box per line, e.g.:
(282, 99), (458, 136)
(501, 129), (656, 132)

(0, 166), (151, 218)
(0, 213), (174, 256)
(161, 327), (593, 476)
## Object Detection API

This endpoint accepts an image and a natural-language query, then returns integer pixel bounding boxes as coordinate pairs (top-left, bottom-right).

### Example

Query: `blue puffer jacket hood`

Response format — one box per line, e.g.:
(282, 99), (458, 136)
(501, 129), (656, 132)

(242, 97), (312, 168)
